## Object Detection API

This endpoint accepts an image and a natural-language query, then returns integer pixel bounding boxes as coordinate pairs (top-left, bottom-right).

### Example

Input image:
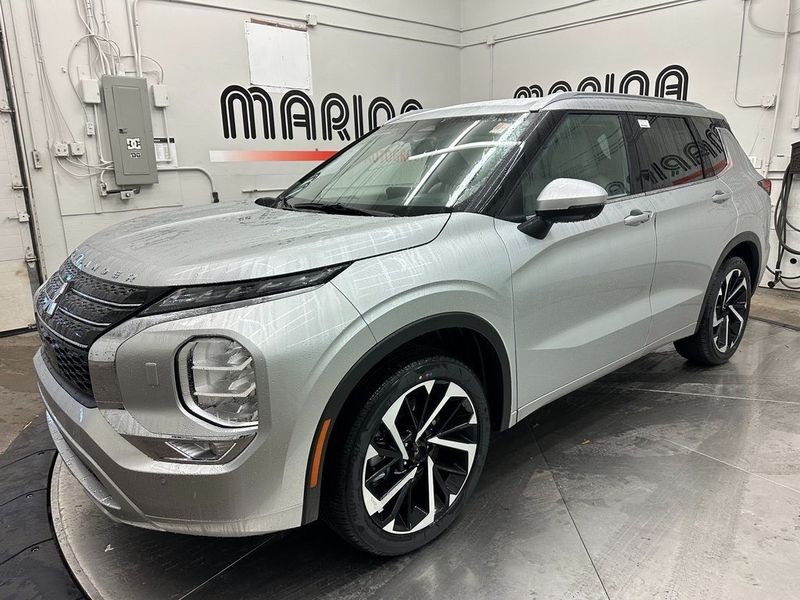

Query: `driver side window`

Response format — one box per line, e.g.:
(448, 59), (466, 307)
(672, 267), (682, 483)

(519, 113), (630, 215)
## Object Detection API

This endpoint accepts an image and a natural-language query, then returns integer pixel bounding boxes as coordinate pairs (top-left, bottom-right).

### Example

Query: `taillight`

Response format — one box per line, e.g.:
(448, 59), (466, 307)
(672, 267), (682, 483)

(757, 178), (772, 194)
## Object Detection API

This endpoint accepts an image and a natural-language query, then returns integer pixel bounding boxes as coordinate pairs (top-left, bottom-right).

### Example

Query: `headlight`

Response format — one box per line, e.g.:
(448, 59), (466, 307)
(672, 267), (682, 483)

(141, 263), (349, 315)
(177, 337), (258, 427)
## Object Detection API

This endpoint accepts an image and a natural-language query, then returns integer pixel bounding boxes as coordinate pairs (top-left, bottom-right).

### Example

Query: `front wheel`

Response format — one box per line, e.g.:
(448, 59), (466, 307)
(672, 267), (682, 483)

(323, 354), (490, 555)
(674, 256), (752, 365)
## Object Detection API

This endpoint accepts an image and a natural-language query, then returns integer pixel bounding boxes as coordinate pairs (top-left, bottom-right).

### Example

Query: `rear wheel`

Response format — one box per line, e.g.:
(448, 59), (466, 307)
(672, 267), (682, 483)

(323, 354), (490, 555)
(674, 256), (751, 365)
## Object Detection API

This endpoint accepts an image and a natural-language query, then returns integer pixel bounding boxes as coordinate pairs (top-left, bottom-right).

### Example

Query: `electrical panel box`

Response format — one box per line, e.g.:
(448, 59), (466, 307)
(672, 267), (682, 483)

(101, 75), (158, 185)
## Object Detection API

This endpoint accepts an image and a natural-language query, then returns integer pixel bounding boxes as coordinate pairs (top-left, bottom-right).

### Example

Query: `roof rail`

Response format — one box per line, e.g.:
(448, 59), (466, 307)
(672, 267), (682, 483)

(538, 91), (707, 111)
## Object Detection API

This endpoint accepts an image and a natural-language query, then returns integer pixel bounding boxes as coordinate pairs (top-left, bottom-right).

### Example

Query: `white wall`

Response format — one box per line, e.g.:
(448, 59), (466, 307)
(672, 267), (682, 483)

(459, 0), (800, 287)
(4, 0), (800, 288)
(1, 0), (461, 276)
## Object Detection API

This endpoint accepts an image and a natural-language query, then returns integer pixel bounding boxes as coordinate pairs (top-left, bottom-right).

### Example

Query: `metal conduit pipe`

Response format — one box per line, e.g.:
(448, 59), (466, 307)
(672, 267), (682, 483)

(734, 0), (764, 108)
(148, 0), (461, 47)
(296, 0), (460, 32)
(157, 166), (220, 202)
(461, 0), (705, 48)
(461, 0), (601, 32)
(763, 0), (793, 174)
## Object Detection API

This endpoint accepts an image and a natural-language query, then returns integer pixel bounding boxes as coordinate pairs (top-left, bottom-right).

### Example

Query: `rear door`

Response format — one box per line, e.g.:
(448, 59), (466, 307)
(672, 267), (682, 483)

(629, 114), (739, 344)
(494, 111), (657, 413)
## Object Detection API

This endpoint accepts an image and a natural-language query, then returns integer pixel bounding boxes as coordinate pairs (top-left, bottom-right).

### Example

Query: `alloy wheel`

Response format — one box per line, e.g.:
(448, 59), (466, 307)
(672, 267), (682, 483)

(361, 379), (479, 535)
(712, 267), (749, 353)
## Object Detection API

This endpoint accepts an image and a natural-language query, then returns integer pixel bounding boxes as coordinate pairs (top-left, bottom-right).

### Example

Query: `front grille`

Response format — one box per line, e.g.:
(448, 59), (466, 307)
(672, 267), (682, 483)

(35, 258), (167, 405)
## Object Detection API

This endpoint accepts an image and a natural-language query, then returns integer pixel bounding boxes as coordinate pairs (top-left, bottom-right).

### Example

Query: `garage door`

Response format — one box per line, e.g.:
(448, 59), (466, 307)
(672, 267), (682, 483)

(0, 60), (36, 333)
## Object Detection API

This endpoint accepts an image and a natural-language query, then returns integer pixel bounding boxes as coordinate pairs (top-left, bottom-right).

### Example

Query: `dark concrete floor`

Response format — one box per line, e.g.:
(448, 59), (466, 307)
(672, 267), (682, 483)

(0, 333), (43, 454)
(751, 287), (800, 329)
(48, 318), (800, 600)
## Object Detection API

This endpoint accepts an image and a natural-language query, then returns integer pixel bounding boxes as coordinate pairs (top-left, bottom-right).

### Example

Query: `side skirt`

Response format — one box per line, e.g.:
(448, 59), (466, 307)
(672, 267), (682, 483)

(515, 323), (696, 422)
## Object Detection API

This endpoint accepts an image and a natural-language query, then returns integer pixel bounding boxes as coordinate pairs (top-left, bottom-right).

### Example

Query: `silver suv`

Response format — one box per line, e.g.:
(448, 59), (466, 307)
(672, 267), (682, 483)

(36, 93), (770, 556)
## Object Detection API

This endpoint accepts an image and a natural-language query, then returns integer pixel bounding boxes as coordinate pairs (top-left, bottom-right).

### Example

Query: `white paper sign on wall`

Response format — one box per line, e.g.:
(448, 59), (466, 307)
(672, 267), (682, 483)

(245, 21), (312, 93)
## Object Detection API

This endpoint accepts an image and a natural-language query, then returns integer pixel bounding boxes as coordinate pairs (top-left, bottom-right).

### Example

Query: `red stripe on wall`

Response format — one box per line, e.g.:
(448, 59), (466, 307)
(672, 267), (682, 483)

(209, 150), (338, 162)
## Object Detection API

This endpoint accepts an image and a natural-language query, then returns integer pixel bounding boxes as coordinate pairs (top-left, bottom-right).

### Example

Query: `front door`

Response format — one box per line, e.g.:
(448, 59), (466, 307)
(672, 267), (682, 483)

(494, 112), (657, 414)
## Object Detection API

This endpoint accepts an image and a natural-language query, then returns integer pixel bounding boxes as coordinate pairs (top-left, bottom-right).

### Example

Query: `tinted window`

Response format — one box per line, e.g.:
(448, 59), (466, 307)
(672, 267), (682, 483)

(633, 115), (703, 191)
(517, 113), (630, 214)
(692, 117), (728, 176)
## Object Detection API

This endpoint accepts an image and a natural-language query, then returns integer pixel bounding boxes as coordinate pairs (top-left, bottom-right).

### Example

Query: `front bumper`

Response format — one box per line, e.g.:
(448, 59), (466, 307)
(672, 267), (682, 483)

(36, 280), (377, 536)
(38, 350), (302, 535)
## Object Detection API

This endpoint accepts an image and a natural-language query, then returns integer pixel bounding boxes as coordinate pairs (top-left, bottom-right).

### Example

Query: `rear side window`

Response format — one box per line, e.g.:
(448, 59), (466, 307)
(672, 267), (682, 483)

(517, 113), (630, 214)
(691, 117), (728, 176)
(632, 115), (704, 192)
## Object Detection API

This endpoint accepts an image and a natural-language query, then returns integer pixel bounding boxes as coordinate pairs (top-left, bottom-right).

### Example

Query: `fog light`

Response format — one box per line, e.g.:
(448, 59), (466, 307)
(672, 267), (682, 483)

(125, 433), (254, 464)
(177, 337), (258, 427)
(165, 439), (237, 462)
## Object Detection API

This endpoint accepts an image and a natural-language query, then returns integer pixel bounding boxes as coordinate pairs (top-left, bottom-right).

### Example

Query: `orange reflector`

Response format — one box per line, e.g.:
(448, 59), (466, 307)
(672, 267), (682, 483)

(309, 418), (332, 488)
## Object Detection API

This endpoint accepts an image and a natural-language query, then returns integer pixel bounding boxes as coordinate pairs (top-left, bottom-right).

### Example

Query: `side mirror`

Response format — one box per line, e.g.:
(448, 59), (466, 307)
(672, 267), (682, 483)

(518, 178), (608, 239)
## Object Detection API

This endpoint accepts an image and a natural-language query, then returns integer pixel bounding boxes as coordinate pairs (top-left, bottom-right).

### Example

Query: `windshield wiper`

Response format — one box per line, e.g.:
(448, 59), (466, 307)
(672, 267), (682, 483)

(289, 202), (394, 217)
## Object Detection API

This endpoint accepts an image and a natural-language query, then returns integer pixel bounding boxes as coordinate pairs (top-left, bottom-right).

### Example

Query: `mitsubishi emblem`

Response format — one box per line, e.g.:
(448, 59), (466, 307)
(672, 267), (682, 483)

(45, 280), (70, 317)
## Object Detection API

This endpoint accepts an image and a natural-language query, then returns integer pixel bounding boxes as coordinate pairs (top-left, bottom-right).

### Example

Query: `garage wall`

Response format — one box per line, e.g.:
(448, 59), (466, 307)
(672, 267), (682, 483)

(3, 0), (799, 290)
(459, 0), (800, 288)
(0, 0), (462, 277)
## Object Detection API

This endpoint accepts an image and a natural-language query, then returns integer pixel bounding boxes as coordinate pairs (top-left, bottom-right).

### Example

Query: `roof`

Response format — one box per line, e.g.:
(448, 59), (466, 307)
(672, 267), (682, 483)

(388, 92), (725, 124)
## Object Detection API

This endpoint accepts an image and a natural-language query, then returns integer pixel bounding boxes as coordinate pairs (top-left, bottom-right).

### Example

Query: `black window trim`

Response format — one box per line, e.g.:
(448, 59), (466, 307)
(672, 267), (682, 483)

(686, 116), (715, 180)
(491, 109), (639, 220)
(625, 112), (713, 195)
(690, 116), (730, 179)
(487, 108), (728, 221)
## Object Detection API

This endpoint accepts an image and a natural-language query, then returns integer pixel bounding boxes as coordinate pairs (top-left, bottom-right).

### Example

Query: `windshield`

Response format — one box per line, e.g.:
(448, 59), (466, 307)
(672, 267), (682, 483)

(280, 112), (537, 216)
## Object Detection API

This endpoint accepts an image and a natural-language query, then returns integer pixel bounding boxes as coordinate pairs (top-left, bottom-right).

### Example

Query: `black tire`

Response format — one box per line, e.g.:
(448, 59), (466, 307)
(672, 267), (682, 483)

(323, 353), (490, 556)
(674, 256), (752, 365)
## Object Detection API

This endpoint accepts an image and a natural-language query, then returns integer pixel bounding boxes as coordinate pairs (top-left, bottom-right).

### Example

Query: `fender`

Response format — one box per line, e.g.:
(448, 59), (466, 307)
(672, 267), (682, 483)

(694, 231), (762, 334)
(301, 312), (512, 524)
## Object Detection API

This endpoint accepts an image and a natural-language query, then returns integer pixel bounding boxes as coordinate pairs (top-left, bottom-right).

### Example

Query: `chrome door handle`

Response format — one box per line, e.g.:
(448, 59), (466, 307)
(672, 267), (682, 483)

(711, 190), (731, 203)
(624, 209), (652, 226)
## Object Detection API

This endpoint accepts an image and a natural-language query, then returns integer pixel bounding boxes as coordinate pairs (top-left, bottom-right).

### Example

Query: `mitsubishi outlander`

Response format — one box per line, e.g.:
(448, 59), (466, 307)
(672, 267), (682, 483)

(35, 92), (770, 555)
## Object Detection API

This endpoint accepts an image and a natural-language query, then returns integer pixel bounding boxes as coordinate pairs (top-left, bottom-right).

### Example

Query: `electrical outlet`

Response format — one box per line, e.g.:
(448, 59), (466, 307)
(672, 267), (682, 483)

(51, 142), (69, 157)
(69, 141), (85, 157)
(86, 121), (95, 136)
(31, 149), (42, 169)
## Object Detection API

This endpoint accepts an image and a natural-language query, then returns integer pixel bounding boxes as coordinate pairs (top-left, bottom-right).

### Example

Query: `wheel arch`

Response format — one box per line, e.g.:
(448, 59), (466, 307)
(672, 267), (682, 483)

(301, 312), (512, 524)
(695, 231), (762, 334)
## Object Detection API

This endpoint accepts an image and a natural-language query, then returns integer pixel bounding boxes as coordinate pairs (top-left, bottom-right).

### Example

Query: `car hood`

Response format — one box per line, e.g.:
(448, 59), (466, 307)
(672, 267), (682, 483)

(71, 201), (449, 286)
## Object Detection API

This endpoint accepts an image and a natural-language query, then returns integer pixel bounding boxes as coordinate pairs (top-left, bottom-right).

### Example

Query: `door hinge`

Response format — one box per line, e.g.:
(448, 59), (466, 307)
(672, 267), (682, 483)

(11, 176), (26, 190)
(9, 211), (30, 222)
(0, 103), (13, 113)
